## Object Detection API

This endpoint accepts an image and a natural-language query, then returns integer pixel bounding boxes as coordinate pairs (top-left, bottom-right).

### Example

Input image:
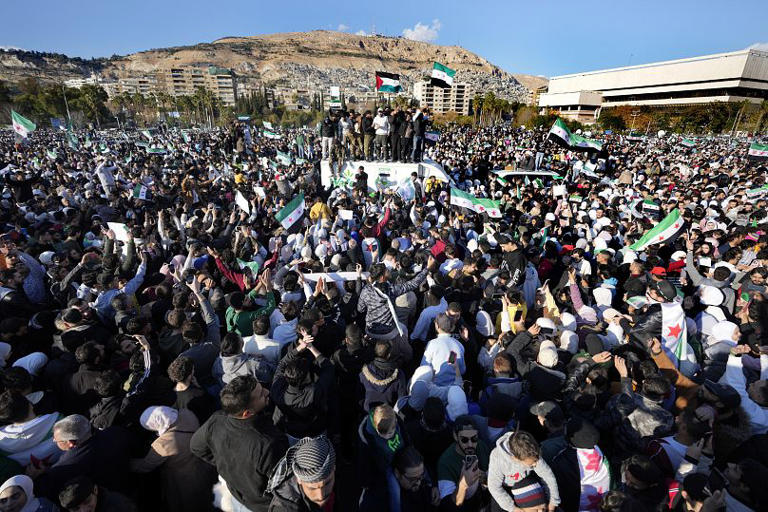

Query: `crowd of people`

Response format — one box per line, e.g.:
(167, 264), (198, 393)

(318, 107), (431, 163)
(0, 112), (766, 512)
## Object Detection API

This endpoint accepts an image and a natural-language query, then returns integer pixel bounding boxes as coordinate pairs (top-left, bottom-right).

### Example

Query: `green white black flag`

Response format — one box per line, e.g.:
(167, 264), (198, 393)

(11, 111), (36, 138)
(431, 62), (456, 88)
(275, 193), (305, 230)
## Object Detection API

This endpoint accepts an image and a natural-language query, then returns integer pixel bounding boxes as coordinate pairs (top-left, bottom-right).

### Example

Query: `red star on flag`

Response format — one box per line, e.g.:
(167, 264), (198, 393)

(584, 451), (602, 472)
(666, 323), (682, 338)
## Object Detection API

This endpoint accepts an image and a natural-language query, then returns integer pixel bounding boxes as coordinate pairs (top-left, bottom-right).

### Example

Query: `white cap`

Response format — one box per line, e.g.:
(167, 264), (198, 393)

(538, 340), (559, 368)
(671, 250), (687, 261)
(559, 330), (579, 354)
(699, 285), (724, 306)
(545, 212), (556, 222)
(536, 317), (556, 331)
(39, 251), (56, 266)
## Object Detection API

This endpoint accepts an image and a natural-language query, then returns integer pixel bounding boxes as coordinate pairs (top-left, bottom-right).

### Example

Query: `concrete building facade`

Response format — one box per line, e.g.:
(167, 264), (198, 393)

(413, 81), (472, 115)
(539, 49), (768, 124)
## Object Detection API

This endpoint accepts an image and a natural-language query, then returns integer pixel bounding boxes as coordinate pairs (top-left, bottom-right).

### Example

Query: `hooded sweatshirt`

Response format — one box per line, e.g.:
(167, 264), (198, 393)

(487, 431), (561, 511)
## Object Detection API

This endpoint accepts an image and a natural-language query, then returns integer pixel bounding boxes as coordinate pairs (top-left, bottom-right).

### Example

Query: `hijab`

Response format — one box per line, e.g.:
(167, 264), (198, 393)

(0, 475), (40, 512)
(139, 406), (178, 436)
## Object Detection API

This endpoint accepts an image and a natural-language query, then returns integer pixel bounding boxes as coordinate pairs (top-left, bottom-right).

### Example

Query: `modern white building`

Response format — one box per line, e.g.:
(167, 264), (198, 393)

(539, 49), (768, 124)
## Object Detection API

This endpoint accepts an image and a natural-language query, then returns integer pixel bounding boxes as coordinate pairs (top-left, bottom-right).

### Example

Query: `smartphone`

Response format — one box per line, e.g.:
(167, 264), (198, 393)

(168, 264), (175, 273)
(464, 455), (478, 468)
(540, 327), (554, 336)
(513, 309), (523, 322)
(448, 351), (457, 364)
(185, 274), (196, 284)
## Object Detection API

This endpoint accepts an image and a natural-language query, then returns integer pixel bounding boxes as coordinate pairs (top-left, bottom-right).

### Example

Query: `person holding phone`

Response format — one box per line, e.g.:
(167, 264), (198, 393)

(436, 416), (491, 510)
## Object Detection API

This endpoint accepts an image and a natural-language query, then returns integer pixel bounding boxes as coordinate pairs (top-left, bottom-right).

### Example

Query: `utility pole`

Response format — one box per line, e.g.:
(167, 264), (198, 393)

(629, 110), (640, 132)
(61, 83), (72, 126)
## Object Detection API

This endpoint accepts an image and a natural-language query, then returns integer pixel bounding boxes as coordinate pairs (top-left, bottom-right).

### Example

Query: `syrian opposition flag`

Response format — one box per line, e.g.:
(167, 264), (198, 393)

(661, 301), (693, 373)
(431, 62), (456, 88)
(263, 121), (274, 130)
(11, 111), (36, 138)
(146, 147), (166, 155)
(276, 193), (305, 230)
(132, 184), (149, 200)
(680, 138), (696, 148)
(746, 184), (768, 199)
(748, 142), (768, 159)
(263, 130), (281, 140)
(141, 130), (153, 141)
(450, 188), (476, 209)
(576, 446), (611, 512)
(46, 150), (58, 160)
(548, 118), (602, 151)
(375, 71), (402, 93)
(450, 188), (501, 218)
(237, 258), (261, 275)
(277, 151), (292, 166)
(629, 209), (685, 251)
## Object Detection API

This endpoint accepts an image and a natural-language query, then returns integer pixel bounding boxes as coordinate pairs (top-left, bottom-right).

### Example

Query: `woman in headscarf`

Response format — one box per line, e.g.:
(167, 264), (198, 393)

(0, 475), (58, 512)
(130, 406), (216, 512)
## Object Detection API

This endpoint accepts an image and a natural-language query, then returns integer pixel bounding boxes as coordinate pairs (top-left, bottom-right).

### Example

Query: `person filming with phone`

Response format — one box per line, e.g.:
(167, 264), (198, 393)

(436, 415), (490, 511)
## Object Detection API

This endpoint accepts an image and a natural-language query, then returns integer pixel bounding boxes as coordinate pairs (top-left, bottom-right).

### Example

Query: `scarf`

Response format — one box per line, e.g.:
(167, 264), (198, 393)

(0, 475), (40, 512)
(140, 406), (178, 436)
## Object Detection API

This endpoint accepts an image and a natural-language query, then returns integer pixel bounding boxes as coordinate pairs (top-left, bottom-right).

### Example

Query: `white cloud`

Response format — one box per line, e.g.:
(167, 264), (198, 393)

(402, 19), (441, 42)
(355, 30), (368, 36)
(748, 42), (768, 51)
(337, 24), (349, 31)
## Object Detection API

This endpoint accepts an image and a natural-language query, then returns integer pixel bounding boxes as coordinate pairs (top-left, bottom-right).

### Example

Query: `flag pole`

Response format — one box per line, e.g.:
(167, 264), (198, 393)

(61, 82), (72, 126)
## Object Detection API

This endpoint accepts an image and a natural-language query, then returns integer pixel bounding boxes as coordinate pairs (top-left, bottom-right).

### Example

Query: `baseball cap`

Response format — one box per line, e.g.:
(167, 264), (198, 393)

(650, 266), (667, 276)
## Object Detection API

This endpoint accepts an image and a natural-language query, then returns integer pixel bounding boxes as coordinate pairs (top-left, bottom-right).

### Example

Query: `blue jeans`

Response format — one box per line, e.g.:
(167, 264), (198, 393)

(411, 135), (423, 162)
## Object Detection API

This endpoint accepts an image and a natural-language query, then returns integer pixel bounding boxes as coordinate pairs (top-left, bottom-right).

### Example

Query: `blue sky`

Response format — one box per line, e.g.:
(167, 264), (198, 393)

(2, 0), (767, 77)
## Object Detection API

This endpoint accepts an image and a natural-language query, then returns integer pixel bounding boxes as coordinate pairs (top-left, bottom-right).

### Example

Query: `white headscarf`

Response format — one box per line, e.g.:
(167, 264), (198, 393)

(0, 475), (40, 512)
(140, 406), (178, 436)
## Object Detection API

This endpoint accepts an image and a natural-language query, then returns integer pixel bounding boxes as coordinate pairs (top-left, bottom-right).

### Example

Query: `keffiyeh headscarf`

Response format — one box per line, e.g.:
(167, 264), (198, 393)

(266, 435), (336, 494)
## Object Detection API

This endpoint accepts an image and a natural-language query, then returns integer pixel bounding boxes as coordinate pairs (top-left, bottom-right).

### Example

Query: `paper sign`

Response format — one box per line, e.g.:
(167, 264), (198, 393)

(254, 186), (266, 199)
(339, 209), (354, 220)
(235, 191), (250, 214)
(107, 222), (130, 243)
(552, 185), (567, 197)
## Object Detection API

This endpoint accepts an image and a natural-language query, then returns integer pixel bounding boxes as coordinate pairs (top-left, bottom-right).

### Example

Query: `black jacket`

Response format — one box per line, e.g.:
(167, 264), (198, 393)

(501, 248), (527, 287)
(271, 349), (335, 438)
(35, 426), (132, 500)
(629, 303), (663, 348)
(269, 476), (334, 512)
(320, 116), (338, 138)
(191, 412), (288, 511)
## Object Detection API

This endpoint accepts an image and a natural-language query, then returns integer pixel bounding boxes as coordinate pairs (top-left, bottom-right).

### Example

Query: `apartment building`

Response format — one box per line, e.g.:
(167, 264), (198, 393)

(413, 81), (472, 115)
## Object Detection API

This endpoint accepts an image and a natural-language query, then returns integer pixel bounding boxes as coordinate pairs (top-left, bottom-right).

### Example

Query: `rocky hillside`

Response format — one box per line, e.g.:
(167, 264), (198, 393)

(0, 48), (105, 83)
(1, 31), (541, 101)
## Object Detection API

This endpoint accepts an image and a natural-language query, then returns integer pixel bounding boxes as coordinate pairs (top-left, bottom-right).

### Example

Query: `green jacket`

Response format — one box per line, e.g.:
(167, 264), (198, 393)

(225, 290), (276, 337)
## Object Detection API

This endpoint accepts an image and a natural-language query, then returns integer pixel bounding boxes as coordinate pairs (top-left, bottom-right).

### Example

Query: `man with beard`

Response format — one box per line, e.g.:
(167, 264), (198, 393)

(437, 415), (490, 510)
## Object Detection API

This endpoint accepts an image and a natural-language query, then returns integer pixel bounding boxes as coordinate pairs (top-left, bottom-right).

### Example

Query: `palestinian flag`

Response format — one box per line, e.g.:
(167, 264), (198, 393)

(132, 184), (149, 200)
(548, 118), (602, 151)
(680, 138), (696, 148)
(375, 71), (402, 93)
(431, 62), (455, 88)
(11, 110), (36, 138)
(629, 208), (685, 251)
(747, 142), (768, 159)
(276, 193), (305, 230)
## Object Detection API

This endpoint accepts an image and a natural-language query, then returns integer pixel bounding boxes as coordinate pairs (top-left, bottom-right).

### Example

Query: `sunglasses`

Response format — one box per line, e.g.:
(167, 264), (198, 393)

(459, 435), (478, 444)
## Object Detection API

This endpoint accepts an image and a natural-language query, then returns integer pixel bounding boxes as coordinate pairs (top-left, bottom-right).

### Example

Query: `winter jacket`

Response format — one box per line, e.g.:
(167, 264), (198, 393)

(357, 267), (428, 332)
(487, 431), (561, 511)
(501, 248), (527, 288)
(213, 353), (275, 386)
(190, 412), (288, 512)
(359, 360), (408, 411)
(271, 349), (335, 438)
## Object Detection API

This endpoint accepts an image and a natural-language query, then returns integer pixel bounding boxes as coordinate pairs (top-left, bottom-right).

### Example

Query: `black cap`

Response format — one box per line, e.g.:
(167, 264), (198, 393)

(702, 380), (741, 409)
(564, 417), (600, 449)
(651, 279), (677, 302)
(529, 401), (564, 424)
(226, 291), (245, 309)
